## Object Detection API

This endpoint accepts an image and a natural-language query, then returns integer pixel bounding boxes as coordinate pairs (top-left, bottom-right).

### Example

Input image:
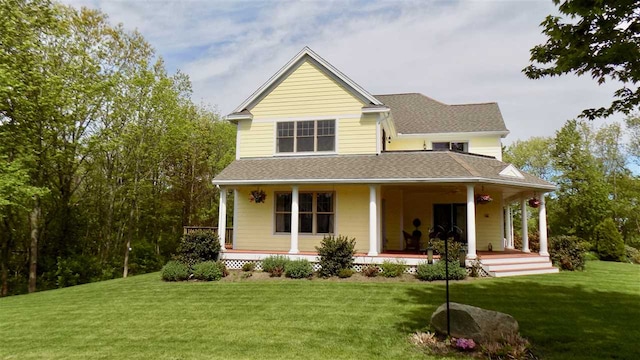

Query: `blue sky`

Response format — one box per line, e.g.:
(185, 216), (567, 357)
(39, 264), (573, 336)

(62, 0), (631, 149)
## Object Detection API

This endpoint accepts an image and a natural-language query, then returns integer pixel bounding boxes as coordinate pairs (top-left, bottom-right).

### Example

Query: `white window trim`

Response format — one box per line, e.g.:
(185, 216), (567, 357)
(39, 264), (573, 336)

(274, 119), (338, 155)
(273, 191), (336, 235)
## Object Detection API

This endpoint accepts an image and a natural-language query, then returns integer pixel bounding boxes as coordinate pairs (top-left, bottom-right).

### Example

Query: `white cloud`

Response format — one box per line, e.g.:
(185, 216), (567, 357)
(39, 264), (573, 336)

(60, 0), (630, 144)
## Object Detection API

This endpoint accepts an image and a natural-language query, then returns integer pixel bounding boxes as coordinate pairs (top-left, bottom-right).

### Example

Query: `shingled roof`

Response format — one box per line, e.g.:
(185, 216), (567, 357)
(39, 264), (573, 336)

(375, 93), (509, 135)
(213, 151), (554, 190)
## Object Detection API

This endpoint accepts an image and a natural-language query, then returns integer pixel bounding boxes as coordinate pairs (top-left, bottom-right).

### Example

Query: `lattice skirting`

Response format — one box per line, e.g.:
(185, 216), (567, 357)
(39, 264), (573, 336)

(222, 259), (425, 274)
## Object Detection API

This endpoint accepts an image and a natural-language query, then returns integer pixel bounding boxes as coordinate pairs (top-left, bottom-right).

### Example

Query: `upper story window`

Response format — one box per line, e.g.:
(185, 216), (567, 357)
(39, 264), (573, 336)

(277, 120), (335, 153)
(433, 142), (468, 152)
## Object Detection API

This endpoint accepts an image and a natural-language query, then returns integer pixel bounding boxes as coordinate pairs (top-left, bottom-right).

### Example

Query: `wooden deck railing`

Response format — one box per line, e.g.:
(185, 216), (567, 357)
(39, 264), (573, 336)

(183, 226), (233, 246)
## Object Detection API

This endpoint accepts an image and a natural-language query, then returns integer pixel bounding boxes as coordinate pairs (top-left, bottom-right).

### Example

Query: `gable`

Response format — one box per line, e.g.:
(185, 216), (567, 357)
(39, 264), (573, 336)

(499, 164), (525, 179)
(250, 59), (366, 118)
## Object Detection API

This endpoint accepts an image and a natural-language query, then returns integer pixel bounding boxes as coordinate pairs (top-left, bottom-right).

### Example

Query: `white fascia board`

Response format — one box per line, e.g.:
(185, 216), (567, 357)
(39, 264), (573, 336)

(224, 114), (253, 122)
(213, 177), (557, 190)
(232, 47), (383, 113)
(397, 130), (510, 138)
(362, 106), (390, 114)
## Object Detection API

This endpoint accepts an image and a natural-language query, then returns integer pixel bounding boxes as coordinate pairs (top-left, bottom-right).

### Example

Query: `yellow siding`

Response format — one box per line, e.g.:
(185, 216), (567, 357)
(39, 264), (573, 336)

(338, 114), (377, 154)
(233, 185), (370, 253)
(237, 120), (273, 158)
(382, 189), (403, 250)
(386, 136), (503, 159)
(469, 137), (503, 160)
(475, 191), (504, 251)
(250, 60), (364, 118)
(386, 138), (425, 151)
(381, 188), (503, 251)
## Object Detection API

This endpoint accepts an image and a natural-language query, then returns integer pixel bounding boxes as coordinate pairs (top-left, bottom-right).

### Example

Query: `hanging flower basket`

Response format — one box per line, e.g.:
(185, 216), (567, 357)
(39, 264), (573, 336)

(475, 194), (493, 205)
(249, 189), (266, 204)
(528, 198), (541, 208)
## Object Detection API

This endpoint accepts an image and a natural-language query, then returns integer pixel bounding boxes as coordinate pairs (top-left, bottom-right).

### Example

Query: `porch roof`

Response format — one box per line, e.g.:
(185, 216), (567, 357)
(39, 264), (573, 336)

(213, 151), (555, 190)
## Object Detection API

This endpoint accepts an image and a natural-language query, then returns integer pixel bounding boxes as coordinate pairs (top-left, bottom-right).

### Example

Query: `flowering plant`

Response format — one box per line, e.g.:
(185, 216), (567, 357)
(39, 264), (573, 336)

(528, 198), (541, 208)
(475, 194), (493, 204)
(249, 189), (266, 203)
(455, 338), (476, 351)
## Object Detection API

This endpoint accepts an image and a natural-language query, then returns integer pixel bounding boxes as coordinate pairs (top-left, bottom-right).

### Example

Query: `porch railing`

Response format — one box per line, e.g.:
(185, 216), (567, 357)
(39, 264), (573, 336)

(183, 226), (233, 248)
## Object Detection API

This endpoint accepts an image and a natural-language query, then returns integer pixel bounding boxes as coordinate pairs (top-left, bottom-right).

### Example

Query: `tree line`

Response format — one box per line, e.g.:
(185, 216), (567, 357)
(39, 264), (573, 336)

(0, 0), (235, 296)
(504, 117), (640, 257)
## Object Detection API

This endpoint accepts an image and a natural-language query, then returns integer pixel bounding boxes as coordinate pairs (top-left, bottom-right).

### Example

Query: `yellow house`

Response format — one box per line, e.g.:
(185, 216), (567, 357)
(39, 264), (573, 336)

(214, 47), (557, 276)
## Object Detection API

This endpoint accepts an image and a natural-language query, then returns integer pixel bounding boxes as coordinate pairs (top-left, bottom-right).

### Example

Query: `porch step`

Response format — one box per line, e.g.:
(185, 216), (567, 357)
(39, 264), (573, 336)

(481, 255), (558, 277)
(490, 267), (559, 277)
(480, 255), (550, 265)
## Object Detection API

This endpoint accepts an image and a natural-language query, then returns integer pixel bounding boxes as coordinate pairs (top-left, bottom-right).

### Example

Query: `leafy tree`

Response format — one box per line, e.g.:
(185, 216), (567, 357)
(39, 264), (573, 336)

(524, 0), (640, 119)
(594, 218), (625, 261)
(504, 136), (555, 181)
(549, 120), (610, 240)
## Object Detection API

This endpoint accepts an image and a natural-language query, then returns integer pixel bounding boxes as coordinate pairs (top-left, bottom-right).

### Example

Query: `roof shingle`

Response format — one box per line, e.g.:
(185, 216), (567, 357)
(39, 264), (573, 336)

(374, 93), (508, 134)
(213, 151), (554, 190)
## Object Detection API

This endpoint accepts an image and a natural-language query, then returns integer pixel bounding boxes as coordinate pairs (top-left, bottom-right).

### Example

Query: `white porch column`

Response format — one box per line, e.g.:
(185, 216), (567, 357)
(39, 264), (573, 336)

(289, 185), (299, 254)
(538, 194), (549, 256)
(368, 185), (378, 256)
(217, 187), (227, 251)
(505, 205), (514, 249)
(466, 184), (477, 260)
(521, 197), (530, 252)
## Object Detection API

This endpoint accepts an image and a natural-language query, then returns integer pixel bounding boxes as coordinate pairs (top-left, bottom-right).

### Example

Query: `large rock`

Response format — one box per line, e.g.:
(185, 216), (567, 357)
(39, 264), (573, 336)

(430, 302), (519, 343)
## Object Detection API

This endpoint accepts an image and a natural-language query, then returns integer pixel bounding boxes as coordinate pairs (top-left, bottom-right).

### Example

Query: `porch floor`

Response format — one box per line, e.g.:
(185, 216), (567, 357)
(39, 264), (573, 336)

(223, 248), (544, 259)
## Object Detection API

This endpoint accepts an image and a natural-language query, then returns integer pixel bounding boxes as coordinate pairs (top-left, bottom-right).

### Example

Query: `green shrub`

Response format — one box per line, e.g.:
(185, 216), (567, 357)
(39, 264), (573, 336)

(242, 262), (256, 272)
(432, 239), (463, 263)
(192, 261), (224, 281)
(415, 261), (467, 281)
(262, 255), (289, 277)
(284, 259), (313, 279)
(584, 251), (600, 261)
(316, 235), (356, 277)
(624, 245), (640, 264)
(380, 260), (406, 278)
(175, 230), (221, 267)
(338, 268), (354, 278)
(127, 241), (164, 275)
(217, 260), (229, 277)
(594, 219), (625, 261)
(161, 261), (190, 281)
(362, 265), (379, 277)
(549, 235), (586, 270)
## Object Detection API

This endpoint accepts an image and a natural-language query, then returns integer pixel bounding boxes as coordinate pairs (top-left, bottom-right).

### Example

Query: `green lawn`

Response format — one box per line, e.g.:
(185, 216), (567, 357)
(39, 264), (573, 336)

(1, 261), (638, 360)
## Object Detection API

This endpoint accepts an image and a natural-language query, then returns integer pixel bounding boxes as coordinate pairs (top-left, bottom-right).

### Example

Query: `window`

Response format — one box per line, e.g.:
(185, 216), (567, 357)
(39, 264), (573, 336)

(432, 142), (468, 152)
(275, 192), (334, 234)
(277, 120), (335, 153)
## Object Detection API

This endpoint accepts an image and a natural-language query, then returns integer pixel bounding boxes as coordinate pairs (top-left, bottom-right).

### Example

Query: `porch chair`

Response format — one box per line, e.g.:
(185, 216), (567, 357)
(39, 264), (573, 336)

(403, 230), (421, 253)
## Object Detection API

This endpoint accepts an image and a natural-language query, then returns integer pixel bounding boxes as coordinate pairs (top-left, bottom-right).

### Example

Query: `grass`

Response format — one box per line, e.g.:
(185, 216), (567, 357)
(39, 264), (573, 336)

(0, 261), (638, 360)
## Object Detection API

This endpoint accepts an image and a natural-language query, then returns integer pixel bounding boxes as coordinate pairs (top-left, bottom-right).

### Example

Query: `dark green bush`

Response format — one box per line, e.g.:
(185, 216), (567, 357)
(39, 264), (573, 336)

(362, 265), (379, 277)
(262, 255), (289, 277)
(380, 260), (406, 278)
(161, 261), (190, 281)
(415, 261), (467, 281)
(338, 268), (354, 278)
(242, 262), (256, 272)
(594, 219), (625, 261)
(432, 239), (463, 263)
(175, 230), (221, 267)
(128, 241), (164, 275)
(549, 235), (586, 270)
(284, 259), (313, 279)
(55, 255), (102, 288)
(316, 235), (356, 277)
(192, 261), (224, 281)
